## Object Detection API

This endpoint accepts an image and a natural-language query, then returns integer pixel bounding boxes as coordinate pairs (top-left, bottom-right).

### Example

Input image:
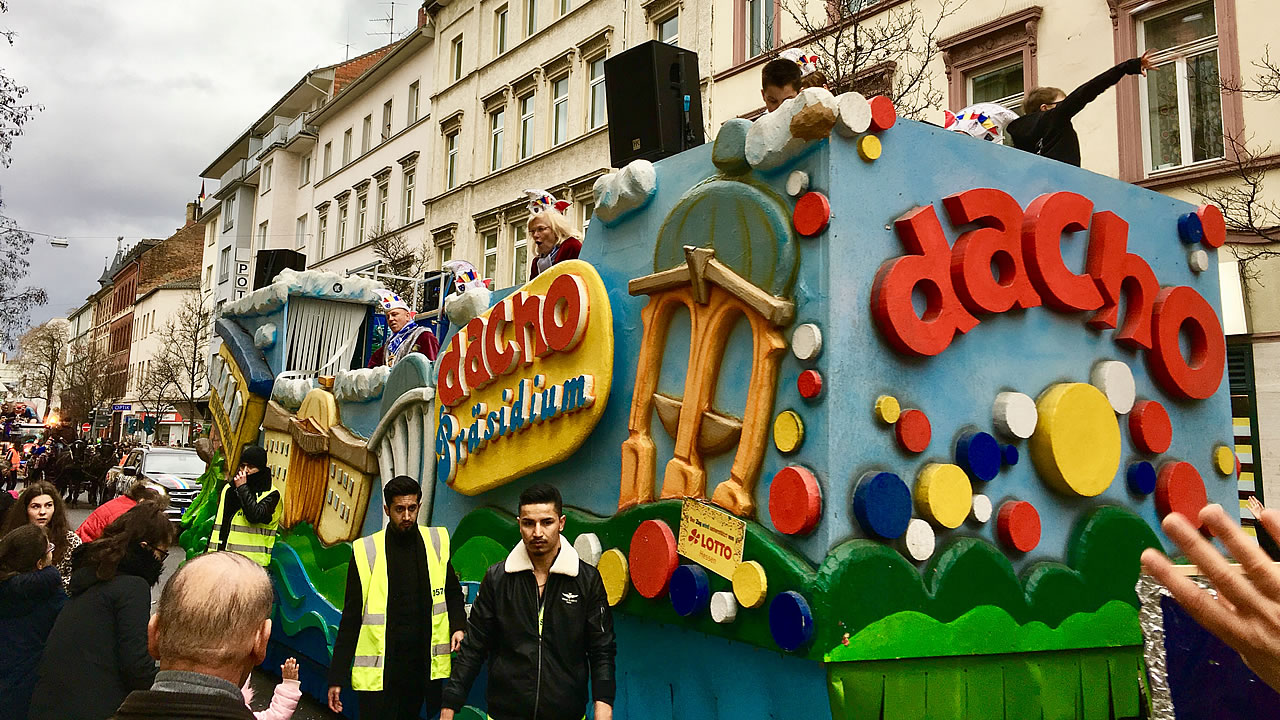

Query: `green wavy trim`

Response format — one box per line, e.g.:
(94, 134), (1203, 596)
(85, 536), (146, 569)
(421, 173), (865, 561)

(277, 523), (351, 609)
(268, 552), (338, 647)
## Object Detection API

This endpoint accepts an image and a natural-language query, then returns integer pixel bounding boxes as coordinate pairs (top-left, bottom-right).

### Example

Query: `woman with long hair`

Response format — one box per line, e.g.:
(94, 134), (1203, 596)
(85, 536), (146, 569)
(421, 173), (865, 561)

(0, 525), (66, 720)
(527, 207), (583, 281)
(29, 502), (174, 720)
(2, 481), (81, 590)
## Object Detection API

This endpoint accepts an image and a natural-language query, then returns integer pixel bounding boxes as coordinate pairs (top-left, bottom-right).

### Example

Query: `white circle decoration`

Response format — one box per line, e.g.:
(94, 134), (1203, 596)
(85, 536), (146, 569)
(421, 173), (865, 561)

(992, 392), (1037, 439)
(1090, 360), (1136, 414)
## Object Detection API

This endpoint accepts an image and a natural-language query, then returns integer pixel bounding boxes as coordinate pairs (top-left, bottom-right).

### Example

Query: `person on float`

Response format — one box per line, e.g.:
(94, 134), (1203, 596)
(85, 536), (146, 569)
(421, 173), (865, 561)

(0, 524), (65, 720)
(1, 481), (81, 590)
(327, 476), (466, 720)
(441, 483), (616, 720)
(207, 446), (281, 568)
(367, 290), (440, 367)
(524, 189), (583, 281)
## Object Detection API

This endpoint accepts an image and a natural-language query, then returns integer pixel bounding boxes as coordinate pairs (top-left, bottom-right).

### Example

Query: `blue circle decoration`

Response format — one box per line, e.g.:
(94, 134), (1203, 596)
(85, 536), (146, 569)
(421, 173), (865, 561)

(1002, 444), (1020, 466)
(769, 591), (814, 652)
(1177, 212), (1205, 245)
(669, 565), (711, 617)
(956, 431), (1001, 482)
(853, 471), (912, 539)
(1127, 461), (1158, 495)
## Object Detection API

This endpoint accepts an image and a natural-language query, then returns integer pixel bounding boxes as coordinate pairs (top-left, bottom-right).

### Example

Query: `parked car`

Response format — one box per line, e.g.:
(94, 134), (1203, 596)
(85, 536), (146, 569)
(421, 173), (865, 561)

(108, 447), (206, 522)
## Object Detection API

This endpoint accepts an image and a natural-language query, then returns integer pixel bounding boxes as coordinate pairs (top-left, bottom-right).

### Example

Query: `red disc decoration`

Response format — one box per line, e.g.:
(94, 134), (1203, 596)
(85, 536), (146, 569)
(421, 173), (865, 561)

(769, 466), (822, 535)
(895, 409), (931, 453)
(1148, 286), (1226, 401)
(1155, 461), (1209, 529)
(1198, 203), (1226, 248)
(797, 369), (823, 399)
(1129, 400), (1172, 454)
(996, 501), (1041, 553)
(868, 95), (897, 132)
(628, 520), (678, 599)
(793, 192), (831, 237)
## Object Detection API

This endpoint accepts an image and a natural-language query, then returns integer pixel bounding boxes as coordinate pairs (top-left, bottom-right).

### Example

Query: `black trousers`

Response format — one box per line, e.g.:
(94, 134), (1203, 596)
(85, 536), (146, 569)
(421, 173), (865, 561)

(357, 677), (443, 720)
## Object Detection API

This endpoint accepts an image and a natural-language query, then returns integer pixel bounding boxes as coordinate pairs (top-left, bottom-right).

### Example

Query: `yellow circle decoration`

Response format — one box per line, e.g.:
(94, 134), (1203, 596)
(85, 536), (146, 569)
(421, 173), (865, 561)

(858, 134), (882, 161)
(773, 410), (805, 453)
(875, 395), (901, 424)
(914, 463), (973, 529)
(732, 560), (768, 609)
(598, 548), (630, 606)
(1213, 445), (1235, 476)
(1029, 383), (1121, 497)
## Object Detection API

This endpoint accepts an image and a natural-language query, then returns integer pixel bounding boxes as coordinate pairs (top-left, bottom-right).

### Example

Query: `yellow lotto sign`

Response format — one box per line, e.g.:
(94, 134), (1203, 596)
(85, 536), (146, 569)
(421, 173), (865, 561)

(677, 499), (746, 580)
(435, 260), (614, 495)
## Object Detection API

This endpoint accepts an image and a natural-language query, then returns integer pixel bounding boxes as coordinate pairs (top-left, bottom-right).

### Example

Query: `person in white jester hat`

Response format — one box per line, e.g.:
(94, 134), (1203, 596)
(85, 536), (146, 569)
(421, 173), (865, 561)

(327, 476), (466, 720)
(207, 445), (281, 567)
(524, 189), (583, 282)
(367, 289), (440, 367)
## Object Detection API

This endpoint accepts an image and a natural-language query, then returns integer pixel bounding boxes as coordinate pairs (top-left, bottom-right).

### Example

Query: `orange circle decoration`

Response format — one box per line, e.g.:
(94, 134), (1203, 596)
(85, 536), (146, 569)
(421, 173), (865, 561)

(1029, 383), (1121, 497)
(996, 501), (1042, 553)
(895, 409), (931, 453)
(628, 520), (679, 599)
(793, 192), (831, 237)
(1148, 286), (1226, 401)
(868, 95), (897, 132)
(1155, 461), (1209, 529)
(1129, 400), (1172, 454)
(769, 466), (823, 535)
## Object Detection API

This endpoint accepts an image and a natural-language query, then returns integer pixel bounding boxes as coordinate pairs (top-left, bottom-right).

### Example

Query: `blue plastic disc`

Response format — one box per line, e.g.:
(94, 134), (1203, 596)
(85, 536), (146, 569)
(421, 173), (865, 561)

(853, 471), (911, 539)
(956, 431), (1001, 482)
(1177, 212), (1205, 245)
(669, 564), (711, 617)
(769, 591), (814, 652)
(1002, 444), (1020, 466)
(1127, 461), (1158, 495)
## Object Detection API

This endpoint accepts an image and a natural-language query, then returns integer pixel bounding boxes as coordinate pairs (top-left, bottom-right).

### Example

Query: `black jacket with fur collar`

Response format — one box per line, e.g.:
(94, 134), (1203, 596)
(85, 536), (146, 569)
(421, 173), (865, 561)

(442, 541), (616, 720)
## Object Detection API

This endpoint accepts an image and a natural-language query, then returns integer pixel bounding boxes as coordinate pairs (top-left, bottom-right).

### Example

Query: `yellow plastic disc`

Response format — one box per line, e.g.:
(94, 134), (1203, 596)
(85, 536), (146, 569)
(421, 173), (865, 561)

(858, 134), (882, 161)
(1029, 383), (1120, 497)
(1213, 445), (1235, 476)
(773, 410), (805, 454)
(875, 395), (901, 424)
(914, 463), (972, 529)
(732, 560), (768, 609)
(597, 548), (630, 606)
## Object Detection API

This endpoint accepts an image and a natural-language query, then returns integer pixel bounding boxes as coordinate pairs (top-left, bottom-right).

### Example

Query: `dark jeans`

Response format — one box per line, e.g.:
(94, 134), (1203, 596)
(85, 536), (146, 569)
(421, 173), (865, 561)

(357, 677), (443, 720)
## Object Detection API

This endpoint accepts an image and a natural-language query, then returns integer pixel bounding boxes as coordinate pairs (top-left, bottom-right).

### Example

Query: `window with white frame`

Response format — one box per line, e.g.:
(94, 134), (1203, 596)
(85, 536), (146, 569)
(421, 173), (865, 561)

(318, 212), (328, 257)
(362, 115), (373, 153)
(439, 241), (453, 266)
(295, 215), (307, 249)
(343, 128), (353, 165)
(403, 169), (416, 223)
(446, 131), (460, 189)
(222, 191), (236, 231)
(483, 229), (499, 279)
(382, 99), (393, 141)
(1138, 0), (1224, 173)
(512, 222), (528, 286)
(219, 247), (230, 283)
(525, 0), (538, 36)
(261, 160), (273, 193)
(452, 36), (465, 82)
(408, 82), (421, 124)
(657, 13), (678, 44)
(377, 179), (389, 231)
(491, 108), (505, 171)
(495, 6), (509, 54)
(968, 57), (1025, 111)
(299, 155), (311, 186)
(589, 57), (607, 129)
(323, 142), (333, 176)
(519, 93), (535, 159)
(356, 192), (368, 244)
(747, 0), (774, 58)
(552, 76), (569, 146)
(257, 221), (268, 250)
(337, 202), (348, 252)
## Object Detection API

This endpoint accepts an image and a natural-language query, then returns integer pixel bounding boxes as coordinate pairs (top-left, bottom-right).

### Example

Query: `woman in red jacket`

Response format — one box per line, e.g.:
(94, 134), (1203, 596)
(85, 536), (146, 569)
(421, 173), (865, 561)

(525, 189), (583, 281)
(75, 483), (166, 544)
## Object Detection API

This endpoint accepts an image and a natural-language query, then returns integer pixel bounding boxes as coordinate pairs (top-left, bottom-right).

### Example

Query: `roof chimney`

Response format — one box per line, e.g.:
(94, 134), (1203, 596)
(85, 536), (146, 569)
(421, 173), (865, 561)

(185, 202), (198, 226)
(418, 4), (429, 27)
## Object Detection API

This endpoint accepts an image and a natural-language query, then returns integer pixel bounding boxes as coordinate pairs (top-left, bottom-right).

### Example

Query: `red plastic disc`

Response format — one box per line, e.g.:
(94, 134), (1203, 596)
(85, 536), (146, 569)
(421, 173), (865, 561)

(895, 409), (931, 453)
(769, 465), (822, 535)
(797, 369), (823, 399)
(628, 520), (678, 599)
(1129, 400), (1172, 454)
(1198, 204), (1226, 248)
(996, 501), (1041, 553)
(868, 95), (898, 132)
(1155, 461), (1208, 529)
(793, 192), (831, 237)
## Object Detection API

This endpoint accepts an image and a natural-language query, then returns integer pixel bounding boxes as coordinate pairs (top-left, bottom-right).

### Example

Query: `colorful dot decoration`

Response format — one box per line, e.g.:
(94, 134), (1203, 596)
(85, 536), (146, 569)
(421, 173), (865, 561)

(971, 494), (993, 524)
(895, 408), (931, 453)
(992, 391), (1037, 439)
(1127, 461), (1158, 495)
(798, 369), (823, 399)
(853, 471), (912, 539)
(597, 549), (630, 606)
(785, 170), (810, 197)
(732, 560), (768, 609)
(628, 520), (678, 599)
(669, 565), (711, 617)
(903, 518), (936, 562)
(1029, 382), (1120, 498)
(1129, 400), (1172, 454)
(710, 591), (739, 623)
(793, 192), (831, 237)
(769, 591), (815, 652)
(1198, 204), (1226, 248)
(997, 501), (1042, 553)
(791, 324), (823, 361)
(915, 463), (973, 529)
(773, 410), (805, 454)
(875, 395), (901, 424)
(1155, 461), (1208, 529)
(956, 431), (1001, 482)
(769, 465), (822, 535)
(1002, 445), (1020, 466)
(573, 533), (603, 566)
(1177, 212), (1205, 245)
(1090, 360), (1136, 415)
(868, 95), (897, 132)
(857, 134), (882, 162)
(1188, 249), (1210, 274)
(1213, 445), (1235, 476)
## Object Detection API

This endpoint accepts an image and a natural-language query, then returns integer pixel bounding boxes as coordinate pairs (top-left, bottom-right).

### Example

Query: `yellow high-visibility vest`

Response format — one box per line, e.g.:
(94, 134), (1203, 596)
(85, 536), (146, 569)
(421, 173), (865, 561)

(350, 526), (452, 689)
(207, 484), (282, 566)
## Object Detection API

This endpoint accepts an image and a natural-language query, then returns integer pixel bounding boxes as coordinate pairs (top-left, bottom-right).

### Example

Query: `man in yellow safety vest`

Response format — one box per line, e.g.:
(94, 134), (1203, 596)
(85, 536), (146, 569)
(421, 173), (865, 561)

(327, 475), (466, 720)
(207, 445), (281, 566)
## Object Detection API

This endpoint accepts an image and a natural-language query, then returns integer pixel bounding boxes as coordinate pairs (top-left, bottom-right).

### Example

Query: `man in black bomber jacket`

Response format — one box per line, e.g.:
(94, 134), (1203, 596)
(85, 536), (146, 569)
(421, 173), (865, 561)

(441, 483), (616, 720)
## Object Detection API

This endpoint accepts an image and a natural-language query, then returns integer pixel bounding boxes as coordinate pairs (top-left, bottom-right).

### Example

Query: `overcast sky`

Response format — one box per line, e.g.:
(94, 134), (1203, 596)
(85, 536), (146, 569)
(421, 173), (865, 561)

(1, 0), (413, 329)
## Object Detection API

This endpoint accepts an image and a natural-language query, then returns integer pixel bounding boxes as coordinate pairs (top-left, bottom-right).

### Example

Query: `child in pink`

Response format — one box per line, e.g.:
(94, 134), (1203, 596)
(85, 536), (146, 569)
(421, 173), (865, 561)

(242, 657), (302, 720)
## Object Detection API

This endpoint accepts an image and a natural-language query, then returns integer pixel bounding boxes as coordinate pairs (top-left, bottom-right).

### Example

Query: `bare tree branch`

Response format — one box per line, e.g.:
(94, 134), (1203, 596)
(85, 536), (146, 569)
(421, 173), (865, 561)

(368, 228), (433, 311)
(149, 291), (211, 423)
(15, 320), (69, 419)
(58, 337), (113, 430)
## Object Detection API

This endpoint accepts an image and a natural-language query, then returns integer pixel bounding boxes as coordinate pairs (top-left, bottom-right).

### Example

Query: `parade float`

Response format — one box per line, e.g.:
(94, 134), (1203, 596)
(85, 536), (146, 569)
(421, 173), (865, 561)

(179, 88), (1238, 719)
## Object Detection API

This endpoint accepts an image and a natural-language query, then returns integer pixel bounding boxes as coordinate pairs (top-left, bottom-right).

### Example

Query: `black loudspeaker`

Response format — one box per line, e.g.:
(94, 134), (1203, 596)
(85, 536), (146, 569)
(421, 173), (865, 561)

(253, 249), (307, 290)
(604, 40), (704, 168)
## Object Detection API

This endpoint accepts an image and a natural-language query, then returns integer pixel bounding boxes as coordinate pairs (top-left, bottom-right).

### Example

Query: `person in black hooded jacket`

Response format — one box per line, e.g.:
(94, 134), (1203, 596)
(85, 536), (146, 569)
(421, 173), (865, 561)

(29, 502), (175, 720)
(1008, 50), (1155, 166)
(0, 525), (66, 720)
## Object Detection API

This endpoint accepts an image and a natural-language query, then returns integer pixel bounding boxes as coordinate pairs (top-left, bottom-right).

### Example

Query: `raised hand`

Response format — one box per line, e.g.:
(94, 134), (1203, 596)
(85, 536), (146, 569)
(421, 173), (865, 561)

(1248, 495), (1265, 521)
(281, 657), (298, 681)
(1139, 49), (1157, 76)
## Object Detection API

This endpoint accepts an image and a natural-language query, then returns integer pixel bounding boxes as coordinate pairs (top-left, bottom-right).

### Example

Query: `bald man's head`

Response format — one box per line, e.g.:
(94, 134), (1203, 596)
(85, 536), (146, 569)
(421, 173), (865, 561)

(149, 552), (273, 678)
